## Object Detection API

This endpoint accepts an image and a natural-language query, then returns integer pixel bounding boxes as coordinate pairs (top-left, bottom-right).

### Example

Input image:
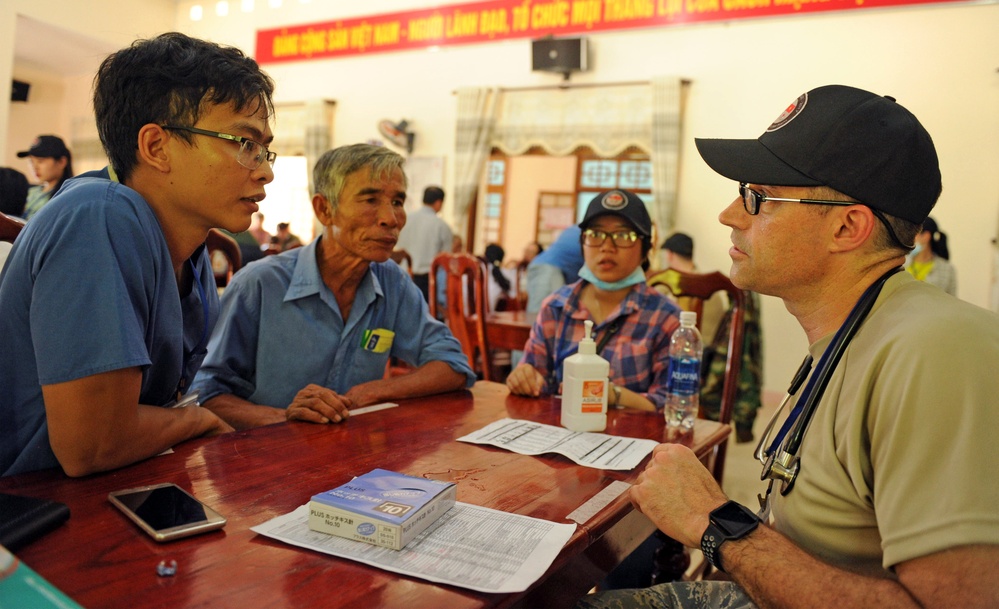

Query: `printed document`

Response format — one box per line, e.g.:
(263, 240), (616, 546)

(457, 418), (658, 471)
(252, 502), (575, 594)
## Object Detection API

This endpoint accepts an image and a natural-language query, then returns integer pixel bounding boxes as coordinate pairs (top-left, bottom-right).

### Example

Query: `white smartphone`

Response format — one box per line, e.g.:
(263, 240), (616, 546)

(108, 483), (227, 542)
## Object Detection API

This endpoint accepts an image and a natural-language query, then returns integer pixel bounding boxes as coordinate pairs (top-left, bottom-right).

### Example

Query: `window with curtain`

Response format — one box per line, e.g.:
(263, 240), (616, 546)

(575, 145), (653, 224)
(483, 157), (506, 246)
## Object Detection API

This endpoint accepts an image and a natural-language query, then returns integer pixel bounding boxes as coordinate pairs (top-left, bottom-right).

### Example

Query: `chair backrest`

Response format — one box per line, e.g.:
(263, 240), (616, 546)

(647, 268), (746, 484)
(390, 249), (413, 277)
(0, 213), (26, 244)
(511, 261), (529, 311)
(206, 229), (242, 288)
(429, 252), (492, 381)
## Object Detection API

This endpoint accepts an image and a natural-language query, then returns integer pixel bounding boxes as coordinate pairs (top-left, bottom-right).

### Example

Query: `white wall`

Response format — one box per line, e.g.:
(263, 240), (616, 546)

(1, 0), (176, 165)
(6, 0), (998, 396)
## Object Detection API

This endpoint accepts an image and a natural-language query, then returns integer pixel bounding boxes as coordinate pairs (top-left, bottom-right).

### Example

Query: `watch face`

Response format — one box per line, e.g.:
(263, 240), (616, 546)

(713, 502), (759, 536)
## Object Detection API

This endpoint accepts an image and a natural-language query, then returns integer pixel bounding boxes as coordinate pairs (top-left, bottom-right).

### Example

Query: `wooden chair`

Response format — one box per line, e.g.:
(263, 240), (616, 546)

(645, 268), (747, 582)
(389, 249), (413, 277)
(429, 252), (493, 381)
(647, 268), (746, 485)
(383, 250), (414, 377)
(0, 213), (26, 243)
(506, 260), (529, 311)
(206, 229), (242, 289)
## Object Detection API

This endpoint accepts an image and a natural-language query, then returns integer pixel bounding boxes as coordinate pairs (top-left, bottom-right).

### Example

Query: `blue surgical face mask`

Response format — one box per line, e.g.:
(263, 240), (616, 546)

(579, 265), (647, 291)
(906, 242), (924, 262)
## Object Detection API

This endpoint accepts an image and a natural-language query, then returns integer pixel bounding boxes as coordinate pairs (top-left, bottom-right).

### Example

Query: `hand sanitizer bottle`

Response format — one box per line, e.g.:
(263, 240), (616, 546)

(561, 320), (609, 432)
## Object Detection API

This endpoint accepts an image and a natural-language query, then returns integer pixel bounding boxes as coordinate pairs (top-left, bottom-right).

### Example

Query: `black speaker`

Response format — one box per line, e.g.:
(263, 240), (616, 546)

(532, 38), (588, 76)
(11, 80), (29, 102)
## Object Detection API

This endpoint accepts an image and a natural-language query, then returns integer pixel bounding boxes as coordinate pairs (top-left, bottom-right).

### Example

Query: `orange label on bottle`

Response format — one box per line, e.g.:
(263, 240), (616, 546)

(581, 380), (605, 413)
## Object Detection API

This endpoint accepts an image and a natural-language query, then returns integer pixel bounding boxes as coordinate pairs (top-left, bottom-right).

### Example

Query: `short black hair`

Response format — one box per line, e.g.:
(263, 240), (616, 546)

(423, 186), (445, 205)
(0, 167), (29, 216)
(93, 32), (275, 183)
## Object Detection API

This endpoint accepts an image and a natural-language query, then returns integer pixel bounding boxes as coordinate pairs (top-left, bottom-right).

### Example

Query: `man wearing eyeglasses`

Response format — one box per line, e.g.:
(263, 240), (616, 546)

(578, 86), (999, 608)
(507, 189), (681, 412)
(0, 33), (275, 477)
(189, 144), (475, 429)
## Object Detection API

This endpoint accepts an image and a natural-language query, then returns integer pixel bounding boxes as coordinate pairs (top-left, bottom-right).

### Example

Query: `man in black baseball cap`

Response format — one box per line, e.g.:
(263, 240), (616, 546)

(16, 135), (71, 159)
(579, 86), (999, 609)
(16, 135), (74, 220)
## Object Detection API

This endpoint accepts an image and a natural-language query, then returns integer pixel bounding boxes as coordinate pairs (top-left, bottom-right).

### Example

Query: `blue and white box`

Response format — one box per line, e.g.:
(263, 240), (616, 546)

(307, 469), (457, 550)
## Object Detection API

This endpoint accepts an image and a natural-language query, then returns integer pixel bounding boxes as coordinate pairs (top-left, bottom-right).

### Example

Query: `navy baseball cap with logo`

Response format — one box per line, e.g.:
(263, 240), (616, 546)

(579, 189), (653, 238)
(694, 85), (941, 225)
(16, 135), (71, 159)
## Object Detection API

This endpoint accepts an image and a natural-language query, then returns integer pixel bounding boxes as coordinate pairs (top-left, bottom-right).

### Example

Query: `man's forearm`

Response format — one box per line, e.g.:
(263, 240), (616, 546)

(43, 369), (230, 477)
(725, 525), (925, 609)
(202, 393), (286, 430)
(348, 361), (466, 406)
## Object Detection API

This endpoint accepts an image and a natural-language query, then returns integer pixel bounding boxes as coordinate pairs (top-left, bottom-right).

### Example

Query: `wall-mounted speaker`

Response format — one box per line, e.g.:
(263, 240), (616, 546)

(11, 80), (30, 102)
(532, 38), (588, 78)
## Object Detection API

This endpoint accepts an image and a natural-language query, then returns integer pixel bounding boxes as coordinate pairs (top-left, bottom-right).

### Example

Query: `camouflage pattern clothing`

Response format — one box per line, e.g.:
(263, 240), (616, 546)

(575, 581), (757, 609)
(698, 291), (763, 443)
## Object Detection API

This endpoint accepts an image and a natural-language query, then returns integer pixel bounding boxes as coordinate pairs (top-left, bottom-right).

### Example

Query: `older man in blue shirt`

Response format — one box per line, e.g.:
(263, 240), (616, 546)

(192, 144), (475, 429)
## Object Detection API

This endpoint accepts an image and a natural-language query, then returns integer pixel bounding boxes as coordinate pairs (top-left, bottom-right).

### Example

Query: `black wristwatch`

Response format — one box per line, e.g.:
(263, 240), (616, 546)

(700, 501), (760, 573)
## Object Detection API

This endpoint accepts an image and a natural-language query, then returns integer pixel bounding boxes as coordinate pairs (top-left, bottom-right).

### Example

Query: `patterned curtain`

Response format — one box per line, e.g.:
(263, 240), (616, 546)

(453, 87), (499, 235)
(270, 100), (335, 238)
(486, 78), (684, 239)
(70, 116), (107, 175)
(303, 99), (333, 194)
(651, 77), (683, 238)
(492, 83), (652, 157)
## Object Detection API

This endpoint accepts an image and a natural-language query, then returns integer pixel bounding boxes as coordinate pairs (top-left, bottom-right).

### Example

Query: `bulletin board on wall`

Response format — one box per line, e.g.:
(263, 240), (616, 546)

(403, 156), (445, 215)
(536, 191), (575, 247)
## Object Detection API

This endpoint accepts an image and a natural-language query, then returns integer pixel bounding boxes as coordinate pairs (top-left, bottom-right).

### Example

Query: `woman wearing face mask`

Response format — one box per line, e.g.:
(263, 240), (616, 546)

(905, 216), (957, 296)
(506, 189), (681, 412)
(16, 135), (74, 221)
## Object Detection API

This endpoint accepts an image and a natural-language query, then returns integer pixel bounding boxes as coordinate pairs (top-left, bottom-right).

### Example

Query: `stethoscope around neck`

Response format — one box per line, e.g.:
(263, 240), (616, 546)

(754, 267), (902, 509)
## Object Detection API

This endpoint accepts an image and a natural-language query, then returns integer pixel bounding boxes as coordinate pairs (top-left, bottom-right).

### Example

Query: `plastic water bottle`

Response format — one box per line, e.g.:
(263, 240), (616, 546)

(561, 320), (609, 432)
(665, 311), (702, 430)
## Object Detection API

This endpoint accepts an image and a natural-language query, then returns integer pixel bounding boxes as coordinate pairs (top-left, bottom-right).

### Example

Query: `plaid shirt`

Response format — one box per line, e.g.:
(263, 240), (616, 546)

(522, 280), (681, 410)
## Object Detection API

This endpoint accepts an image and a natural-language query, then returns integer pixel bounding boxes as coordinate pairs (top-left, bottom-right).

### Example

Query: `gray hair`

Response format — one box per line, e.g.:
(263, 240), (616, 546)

(312, 144), (407, 213)
(807, 186), (919, 255)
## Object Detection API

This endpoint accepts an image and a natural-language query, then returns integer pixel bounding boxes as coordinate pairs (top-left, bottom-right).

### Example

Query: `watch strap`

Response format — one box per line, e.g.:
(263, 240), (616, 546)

(700, 501), (760, 573)
(700, 521), (727, 572)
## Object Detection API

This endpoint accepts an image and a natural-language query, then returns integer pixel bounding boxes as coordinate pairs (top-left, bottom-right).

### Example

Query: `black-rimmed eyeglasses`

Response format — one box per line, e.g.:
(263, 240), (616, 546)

(582, 229), (640, 248)
(739, 182), (855, 216)
(738, 182), (913, 250)
(162, 125), (276, 170)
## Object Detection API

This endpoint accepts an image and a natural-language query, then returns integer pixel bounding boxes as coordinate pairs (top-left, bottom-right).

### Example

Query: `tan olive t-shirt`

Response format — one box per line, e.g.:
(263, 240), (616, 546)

(772, 272), (999, 577)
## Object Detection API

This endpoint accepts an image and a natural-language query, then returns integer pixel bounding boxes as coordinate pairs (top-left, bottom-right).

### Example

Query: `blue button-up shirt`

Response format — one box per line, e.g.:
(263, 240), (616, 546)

(191, 237), (475, 408)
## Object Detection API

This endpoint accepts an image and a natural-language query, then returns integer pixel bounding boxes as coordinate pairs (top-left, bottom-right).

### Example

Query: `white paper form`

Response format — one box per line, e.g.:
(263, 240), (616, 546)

(251, 503), (575, 594)
(457, 418), (658, 471)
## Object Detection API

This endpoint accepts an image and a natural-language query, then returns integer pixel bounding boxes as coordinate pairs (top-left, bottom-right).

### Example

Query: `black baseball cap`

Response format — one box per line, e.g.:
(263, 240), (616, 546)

(579, 189), (652, 238)
(695, 85), (941, 224)
(16, 135), (70, 159)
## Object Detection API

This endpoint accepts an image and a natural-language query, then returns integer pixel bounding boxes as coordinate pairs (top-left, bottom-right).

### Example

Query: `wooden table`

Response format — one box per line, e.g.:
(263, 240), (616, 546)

(486, 310), (534, 351)
(0, 382), (729, 609)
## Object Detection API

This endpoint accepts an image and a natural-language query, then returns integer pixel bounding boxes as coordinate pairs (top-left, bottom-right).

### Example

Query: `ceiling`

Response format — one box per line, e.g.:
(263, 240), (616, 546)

(13, 15), (119, 78)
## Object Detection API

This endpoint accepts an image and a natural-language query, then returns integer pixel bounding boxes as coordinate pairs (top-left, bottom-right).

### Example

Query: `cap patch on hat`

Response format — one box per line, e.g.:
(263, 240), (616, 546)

(601, 190), (628, 210)
(766, 93), (808, 133)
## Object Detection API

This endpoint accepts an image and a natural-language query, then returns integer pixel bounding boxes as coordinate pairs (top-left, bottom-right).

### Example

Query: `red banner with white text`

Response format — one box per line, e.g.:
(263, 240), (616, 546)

(255, 0), (968, 64)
